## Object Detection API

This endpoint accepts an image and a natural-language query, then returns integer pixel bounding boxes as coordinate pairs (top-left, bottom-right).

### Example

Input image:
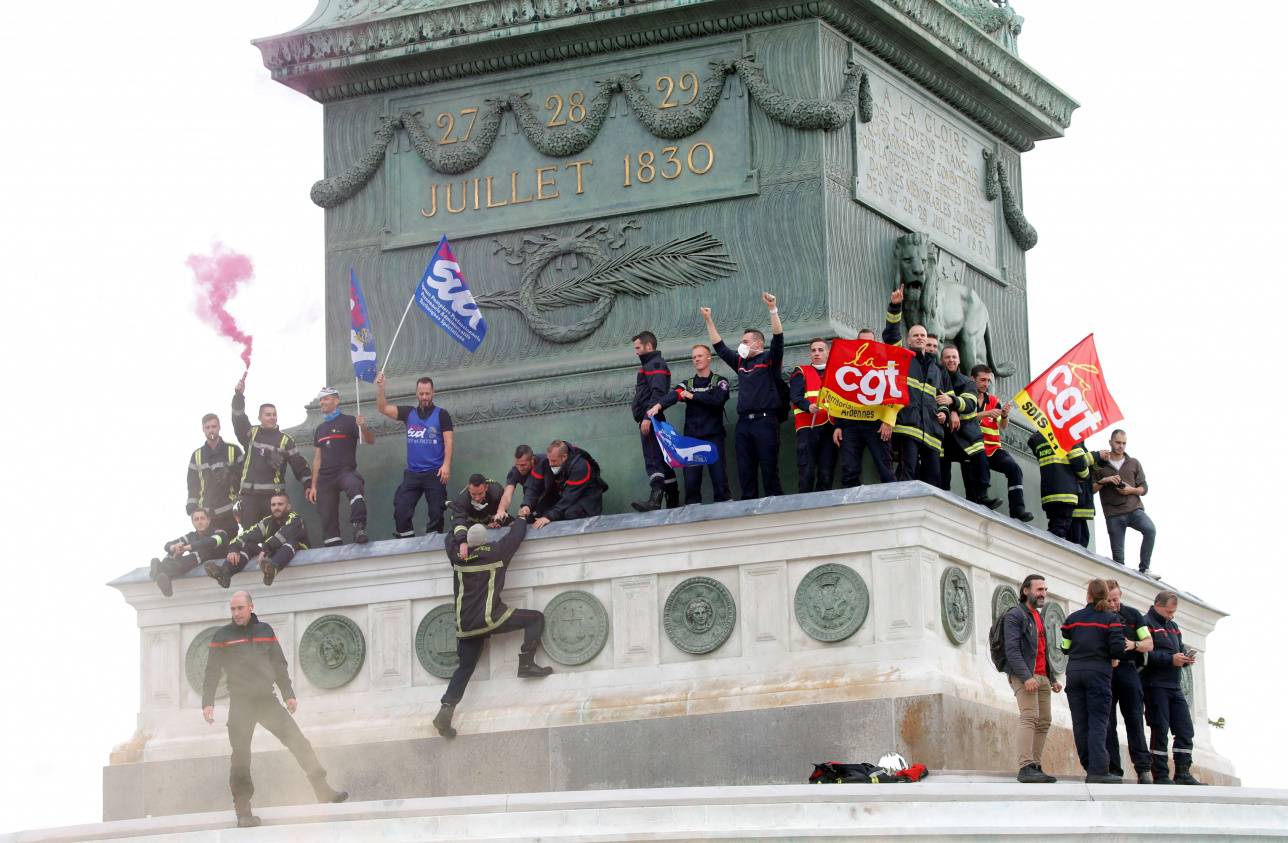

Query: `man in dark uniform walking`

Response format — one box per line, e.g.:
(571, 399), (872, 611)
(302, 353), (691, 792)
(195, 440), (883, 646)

(375, 373), (455, 537)
(648, 344), (731, 503)
(186, 413), (243, 537)
(433, 521), (553, 738)
(630, 331), (679, 512)
(231, 375), (312, 528)
(702, 292), (785, 499)
(202, 590), (348, 827)
(307, 387), (374, 546)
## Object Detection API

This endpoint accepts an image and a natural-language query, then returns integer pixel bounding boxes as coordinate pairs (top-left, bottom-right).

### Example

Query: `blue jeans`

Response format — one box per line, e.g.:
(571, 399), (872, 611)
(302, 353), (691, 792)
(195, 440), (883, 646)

(1107, 509), (1156, 569)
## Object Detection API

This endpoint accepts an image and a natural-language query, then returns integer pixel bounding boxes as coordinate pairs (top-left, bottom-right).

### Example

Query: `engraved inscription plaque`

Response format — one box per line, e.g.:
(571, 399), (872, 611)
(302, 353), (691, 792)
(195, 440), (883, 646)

(855, 65), (1001, 277)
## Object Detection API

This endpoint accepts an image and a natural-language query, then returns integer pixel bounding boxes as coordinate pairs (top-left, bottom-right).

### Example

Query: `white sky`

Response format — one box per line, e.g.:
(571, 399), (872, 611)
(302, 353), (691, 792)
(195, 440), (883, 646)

(1, 1), (1284, 832)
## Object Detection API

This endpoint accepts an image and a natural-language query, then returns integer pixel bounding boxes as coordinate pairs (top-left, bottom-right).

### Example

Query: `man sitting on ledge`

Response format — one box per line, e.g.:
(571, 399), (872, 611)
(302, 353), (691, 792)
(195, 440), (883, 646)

(521, 439), (608, 529)
(207, 492), (308, 587)
(150, 507), (229, 597)
(434, 520), (552, 738)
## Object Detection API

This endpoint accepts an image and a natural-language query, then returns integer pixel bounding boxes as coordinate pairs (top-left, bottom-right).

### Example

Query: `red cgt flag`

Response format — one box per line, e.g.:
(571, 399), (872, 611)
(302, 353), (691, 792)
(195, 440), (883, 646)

(1013, 334), (1123, 455)
(817, 338), (914, 420)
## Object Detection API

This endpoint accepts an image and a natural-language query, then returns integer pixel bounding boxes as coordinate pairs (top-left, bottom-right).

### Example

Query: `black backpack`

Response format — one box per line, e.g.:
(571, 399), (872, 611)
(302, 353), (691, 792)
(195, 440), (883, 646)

(988, 608), (1014, 672)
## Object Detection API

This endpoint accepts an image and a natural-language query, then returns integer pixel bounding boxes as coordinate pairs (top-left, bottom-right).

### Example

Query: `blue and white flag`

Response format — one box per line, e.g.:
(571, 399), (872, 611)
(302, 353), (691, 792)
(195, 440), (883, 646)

(653, 419), (718, 468)
(349, 268), (378, 382)
(415, 235), (487, 352)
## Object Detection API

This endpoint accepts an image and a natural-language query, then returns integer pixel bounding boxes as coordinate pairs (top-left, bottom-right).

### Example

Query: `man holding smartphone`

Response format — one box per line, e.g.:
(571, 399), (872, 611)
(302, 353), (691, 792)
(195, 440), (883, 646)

(1141, 590), (1203, 785)
(1094, 429), (1158, 578)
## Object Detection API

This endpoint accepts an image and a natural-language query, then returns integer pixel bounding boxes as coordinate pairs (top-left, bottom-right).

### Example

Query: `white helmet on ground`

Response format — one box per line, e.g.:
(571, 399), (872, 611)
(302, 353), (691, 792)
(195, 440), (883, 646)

(877, 752), (907, 775)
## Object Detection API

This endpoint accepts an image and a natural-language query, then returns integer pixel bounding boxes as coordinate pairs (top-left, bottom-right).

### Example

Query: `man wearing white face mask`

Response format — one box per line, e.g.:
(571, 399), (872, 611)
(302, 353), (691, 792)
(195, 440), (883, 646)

(446, 474), (510, 556)
(701, 292), (785, 499)
(521, 440), (608, 528)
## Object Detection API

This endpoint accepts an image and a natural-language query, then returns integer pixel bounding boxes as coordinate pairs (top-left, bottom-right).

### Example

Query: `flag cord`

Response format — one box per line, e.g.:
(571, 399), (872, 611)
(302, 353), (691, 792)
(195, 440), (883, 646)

(380, 293), (417, 378)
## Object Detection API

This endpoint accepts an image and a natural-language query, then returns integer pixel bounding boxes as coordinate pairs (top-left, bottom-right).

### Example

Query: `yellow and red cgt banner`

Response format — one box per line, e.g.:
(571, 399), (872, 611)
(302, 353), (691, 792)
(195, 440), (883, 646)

(1014, 334), (1122, 455)
(817, 338), (914, 420)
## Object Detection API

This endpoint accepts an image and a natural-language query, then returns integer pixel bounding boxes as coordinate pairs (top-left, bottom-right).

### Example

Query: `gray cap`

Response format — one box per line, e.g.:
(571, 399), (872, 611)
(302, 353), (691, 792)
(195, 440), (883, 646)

(317, 386), (340, 400)
(466, 523), (489, 548)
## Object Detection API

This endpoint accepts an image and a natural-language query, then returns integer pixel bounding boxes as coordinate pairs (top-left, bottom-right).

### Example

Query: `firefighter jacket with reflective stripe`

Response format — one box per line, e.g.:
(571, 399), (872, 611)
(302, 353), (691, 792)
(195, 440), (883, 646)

(228, 511), (309, 555)
(232, 393), (312, 494)
(447, 480), (505, 540)
(522, 445), (609, 522)
(632, 350), (672, 422)
(1071, 443), (1096, 520)
(1059, 604), (1127, 676)
(941, 368), (984, 454)
(164, 528), (229, 562)
(202, 614), (294, 707)
(980, 393), (1004, 456)
(1027, 431), (1088, 506)
(1142, 606), (1186, 689)
(187, 441), (244, 516)
(882, 304), (947, 452)
(658, 373), (730, 439)
(789, 364), (832, 430)
(445, 520), (528, 637)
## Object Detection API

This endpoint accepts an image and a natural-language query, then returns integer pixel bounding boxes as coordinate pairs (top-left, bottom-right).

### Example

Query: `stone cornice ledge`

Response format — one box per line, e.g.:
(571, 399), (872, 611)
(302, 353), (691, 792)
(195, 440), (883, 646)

(253, 0), (1076, 148)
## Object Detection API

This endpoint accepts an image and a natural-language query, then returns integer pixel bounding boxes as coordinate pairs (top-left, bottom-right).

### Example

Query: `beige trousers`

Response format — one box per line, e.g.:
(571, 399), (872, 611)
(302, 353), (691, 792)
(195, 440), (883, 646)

(1009, 674), (1052, 769)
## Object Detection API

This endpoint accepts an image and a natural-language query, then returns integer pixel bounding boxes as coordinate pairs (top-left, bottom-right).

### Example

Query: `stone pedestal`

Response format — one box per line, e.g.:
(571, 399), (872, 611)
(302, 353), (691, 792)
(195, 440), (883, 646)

(104, 485), (1233, 820)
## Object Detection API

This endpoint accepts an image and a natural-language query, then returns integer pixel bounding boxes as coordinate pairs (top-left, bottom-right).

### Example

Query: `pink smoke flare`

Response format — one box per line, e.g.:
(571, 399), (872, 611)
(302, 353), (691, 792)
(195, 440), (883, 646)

(186, 243), (255, 372)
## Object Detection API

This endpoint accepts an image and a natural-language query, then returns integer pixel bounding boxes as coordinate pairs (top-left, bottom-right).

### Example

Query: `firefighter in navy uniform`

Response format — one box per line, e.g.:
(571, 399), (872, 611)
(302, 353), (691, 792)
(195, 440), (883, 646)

(502, 445), (535, 521)
(446, 474), (509, 547)
(433, 520), (553, 738)
(789, 338), (838, 493)
(938, 344), (999, 508)
(187, 413), (244, 537)
(522, 440), (608, 527)
(630, 331), (679, 512)
(648, 344), (731, 503)
(307, 387), (375, 546)
(973, 365), (1033, 522)
(1059, 577), (1130, 784)
(208, 491), (310, 587)
(882, 287), (949, 482)
(149, 507), (229, 597)
(1142, 590), (1204, 785)
(1070, 440), (1096, 548)
(202, 590), (347, 828)
(1028, 430), (1087, 541)
(376, 373), (455, 537)
(1105, 580), (1156, 784)
(231, 376), (311, 527)
(701, 292), (786, 499)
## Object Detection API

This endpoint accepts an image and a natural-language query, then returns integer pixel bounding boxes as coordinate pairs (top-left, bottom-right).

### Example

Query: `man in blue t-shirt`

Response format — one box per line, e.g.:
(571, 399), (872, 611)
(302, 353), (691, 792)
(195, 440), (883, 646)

(376, 373), (454, 537)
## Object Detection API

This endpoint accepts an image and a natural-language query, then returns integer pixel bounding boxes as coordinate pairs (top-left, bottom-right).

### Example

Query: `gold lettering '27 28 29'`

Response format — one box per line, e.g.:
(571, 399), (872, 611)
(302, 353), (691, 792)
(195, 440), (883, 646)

(421, 160), (592, 218)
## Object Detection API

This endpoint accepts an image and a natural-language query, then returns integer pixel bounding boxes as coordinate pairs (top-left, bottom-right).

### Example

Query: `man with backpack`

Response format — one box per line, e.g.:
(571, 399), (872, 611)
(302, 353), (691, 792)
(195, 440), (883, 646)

(992, 573), (1063, 783)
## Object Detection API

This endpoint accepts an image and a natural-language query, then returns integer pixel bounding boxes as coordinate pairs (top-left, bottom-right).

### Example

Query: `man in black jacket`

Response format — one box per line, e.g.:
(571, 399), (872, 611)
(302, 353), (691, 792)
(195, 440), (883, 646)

(522, 440), (608, 528)
(649, 344), (732, 504)
(446, 474), (509, 550)
(186, 413), (244, 537)
(630, 331), (679, 512)
(207, 492), (309, 588)
(231, 376), (312, 527)
(938, 345), (999, 508)
(433, 521), (553, 738)
(702, 292), (786, 499)
(882, 287), (949, 483)
(202, 591), (347, 828)
(1106, 580), (1156, 783)
(1142, 590), (1203, 785)
(149, 508), (229, 597)
(1002, 573), (1063, 783)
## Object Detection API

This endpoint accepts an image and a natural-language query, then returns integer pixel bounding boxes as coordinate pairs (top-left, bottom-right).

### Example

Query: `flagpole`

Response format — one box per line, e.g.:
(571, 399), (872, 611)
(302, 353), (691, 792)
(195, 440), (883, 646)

(380, 293), (417, 378)
(355, 376), (361, 418)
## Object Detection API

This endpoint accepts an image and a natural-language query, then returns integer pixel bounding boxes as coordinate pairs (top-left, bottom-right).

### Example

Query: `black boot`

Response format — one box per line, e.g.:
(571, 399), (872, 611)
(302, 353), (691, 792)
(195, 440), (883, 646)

(433, 703), (457, 738)
(981, 496), (1003, 510)
(204, 561), (231, 589)
(310, 775), (350, 803)
(664, 484), (679, 509)
(1173, 765), (1205, 785)
(1136, 769), (1153, 784)
(149, 558), (161, 580)
(156, 571), (174, 598)
(1085, 773), (1123, 784)
(353, 522), (369, 544)
(517, 650), (553, 679)
(261, 560), (278, 586)
(1153, 767), (1174, 784)
(1016, 764), (1048, 783)
(631, 488), (664, 512)
(1035, 764), (1057, 783)
(234, 799), (260, 827)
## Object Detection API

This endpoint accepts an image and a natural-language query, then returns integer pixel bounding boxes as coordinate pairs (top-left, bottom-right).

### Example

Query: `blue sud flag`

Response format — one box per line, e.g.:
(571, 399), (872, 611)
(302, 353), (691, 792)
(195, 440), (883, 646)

(652, 419), (718, 468)
(349, 268), (378, 382)
(415, 235), (487, 352)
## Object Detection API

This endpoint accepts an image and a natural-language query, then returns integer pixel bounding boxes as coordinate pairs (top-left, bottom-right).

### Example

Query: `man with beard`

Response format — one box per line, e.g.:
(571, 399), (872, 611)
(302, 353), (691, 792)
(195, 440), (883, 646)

(307, 387), (374, 546)
(149, 507), (229, 597)
(630, 331), (679, 512)
(209, 492), (309, 587)
(186, 412), (244, 537)
(882, 286), (949, 483)
(231, 375), (312, 527)
(789, 338), (838, 493)
(1002, 573), (1063, 783)
(377, 373), (455, 537)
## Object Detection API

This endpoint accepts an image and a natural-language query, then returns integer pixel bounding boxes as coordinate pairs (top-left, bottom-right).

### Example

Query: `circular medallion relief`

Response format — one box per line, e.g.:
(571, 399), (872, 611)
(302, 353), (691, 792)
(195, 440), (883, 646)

(991, 584), (1020, 623)
(415, 604), (460, 679)
(940, 566), (974, 645)
(185, 626), (228, 699)
(541, 590), (610, 666)
(1041, 601), (1068, 674)
(300, 614), (365, 689)
(794, 564), (869, 642)
(663, 576), (736, 655)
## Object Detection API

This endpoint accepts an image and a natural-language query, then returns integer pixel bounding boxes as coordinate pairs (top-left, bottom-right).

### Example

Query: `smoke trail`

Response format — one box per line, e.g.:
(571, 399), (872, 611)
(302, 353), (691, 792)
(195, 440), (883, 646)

(186, 244), (255, 372)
